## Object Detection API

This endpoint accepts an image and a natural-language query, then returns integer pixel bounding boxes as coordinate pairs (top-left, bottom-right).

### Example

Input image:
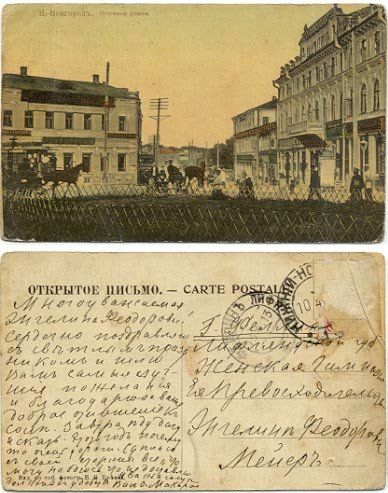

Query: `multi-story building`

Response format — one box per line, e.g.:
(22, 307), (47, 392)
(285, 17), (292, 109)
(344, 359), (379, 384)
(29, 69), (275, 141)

(2, 67), (142, 185)
(232, 97), (277, 184)
(274, 5), (386, 188)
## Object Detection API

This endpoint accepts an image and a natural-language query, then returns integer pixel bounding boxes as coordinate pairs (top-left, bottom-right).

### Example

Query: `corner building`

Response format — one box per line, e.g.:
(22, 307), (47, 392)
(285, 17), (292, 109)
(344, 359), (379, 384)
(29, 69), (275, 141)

(2, 67), (142, 185)
(275, 5), (386, 188)
(232, 97), (277, 184)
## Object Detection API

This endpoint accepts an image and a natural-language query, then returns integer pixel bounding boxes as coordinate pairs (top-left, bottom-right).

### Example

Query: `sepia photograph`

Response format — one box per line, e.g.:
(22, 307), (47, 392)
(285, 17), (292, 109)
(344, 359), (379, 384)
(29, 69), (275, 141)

(1, 252), (385, 490)
(2, 4), (386, 242)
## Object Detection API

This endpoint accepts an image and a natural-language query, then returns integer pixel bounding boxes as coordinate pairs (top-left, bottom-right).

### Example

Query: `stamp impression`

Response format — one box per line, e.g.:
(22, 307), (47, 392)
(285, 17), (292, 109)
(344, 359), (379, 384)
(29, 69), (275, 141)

(222, 292), (301, 366)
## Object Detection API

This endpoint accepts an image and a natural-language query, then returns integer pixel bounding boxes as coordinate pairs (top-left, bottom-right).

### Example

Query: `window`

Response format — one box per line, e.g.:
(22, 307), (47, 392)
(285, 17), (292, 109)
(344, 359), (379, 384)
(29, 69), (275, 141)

(45, 112), (54, 129)
(3, 110), (12, 127)
(339, 92), (343, 118)
(84, 114), (92, 130)
(118, 154), (126, 172)
(25, 110), (34, 128)
(314, 101), (319, 121)
(374, 31), (381, 55)
(295, 107), (300, 122)
(82, 153), (91, 173)
(308, 104), (312, 120)
(263, 117), (269, 125)
(100, 155), (109, 172)
(65, 113), (73, 129)
(307, 71), (312, 87)
(331, 95), (336, 120)
(296, 78), (300, 91)
(374, 79), (380, 110)
(302, 106), (306, 120)
(340, 53), (343, 72)
(323, 98), (327, 121)
(119, 116), (126, 131)
(360, 84), (367, 114)
(302, 75), (306, 89)
(64, 153), (73, 170)
(323, 62), (328, 80)
(315, 66), (320, 83)
(360, 39), (367, 62)
(330, 57), (335, 77)
(101, 114), (105, 131)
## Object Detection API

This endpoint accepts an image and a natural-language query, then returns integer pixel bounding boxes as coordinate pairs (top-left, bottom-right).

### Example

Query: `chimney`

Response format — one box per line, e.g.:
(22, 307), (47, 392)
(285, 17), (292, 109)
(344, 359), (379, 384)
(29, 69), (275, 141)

(92, 74), (100, 83)
(20, 66), (27, 76)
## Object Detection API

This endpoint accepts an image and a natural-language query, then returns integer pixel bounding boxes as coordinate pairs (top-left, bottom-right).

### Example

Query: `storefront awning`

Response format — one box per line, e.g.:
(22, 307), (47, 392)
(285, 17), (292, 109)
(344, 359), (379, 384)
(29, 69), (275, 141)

(296, 134), (327, 148)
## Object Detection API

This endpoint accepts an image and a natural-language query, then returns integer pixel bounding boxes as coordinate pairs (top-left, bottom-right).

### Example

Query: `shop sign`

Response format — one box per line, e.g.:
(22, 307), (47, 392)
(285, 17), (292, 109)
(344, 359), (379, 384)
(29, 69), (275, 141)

(325, 119), (343, 140)
(108, 133), (136, 139)
(42, 137), (96, 145)
(278, 137), (303, 150)
(358, 116), (385, 134)
(2, 130), (32, 137)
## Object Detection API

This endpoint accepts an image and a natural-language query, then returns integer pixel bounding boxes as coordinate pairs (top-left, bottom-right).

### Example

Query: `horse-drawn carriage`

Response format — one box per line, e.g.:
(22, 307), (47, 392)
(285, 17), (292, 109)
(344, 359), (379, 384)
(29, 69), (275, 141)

(9, 161), (86, 198)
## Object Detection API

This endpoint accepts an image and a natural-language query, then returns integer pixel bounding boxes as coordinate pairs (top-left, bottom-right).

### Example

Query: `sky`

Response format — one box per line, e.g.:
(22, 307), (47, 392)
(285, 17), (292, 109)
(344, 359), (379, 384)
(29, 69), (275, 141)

(3, 3), (365, 148)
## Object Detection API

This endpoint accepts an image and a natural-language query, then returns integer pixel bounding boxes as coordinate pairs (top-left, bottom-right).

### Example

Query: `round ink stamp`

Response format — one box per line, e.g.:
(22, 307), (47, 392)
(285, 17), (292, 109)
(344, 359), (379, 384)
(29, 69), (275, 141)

(222, 291), (301, 367)
(278, 262), (319, 344)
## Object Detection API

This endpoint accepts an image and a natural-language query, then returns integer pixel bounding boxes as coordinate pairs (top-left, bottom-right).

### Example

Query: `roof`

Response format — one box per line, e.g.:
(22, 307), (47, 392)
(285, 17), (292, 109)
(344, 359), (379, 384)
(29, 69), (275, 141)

(300, 6), (343, 42)
(232, 98), (277, 120)
(2, 73), (137, 99)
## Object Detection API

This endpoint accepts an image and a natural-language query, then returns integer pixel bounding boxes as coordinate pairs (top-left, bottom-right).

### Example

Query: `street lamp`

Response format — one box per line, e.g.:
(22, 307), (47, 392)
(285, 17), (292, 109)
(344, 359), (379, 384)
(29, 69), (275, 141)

(360, 137), (368, 178)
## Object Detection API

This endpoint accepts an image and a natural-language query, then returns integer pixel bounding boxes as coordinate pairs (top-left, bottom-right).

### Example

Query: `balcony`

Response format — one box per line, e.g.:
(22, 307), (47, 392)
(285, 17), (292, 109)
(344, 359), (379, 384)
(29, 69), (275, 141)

(289, 120), (324, 136)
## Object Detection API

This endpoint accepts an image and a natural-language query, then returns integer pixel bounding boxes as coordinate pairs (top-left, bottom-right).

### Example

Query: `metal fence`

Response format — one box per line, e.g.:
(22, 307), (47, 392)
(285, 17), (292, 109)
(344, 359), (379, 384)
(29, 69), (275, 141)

(2, 183), (385, 242)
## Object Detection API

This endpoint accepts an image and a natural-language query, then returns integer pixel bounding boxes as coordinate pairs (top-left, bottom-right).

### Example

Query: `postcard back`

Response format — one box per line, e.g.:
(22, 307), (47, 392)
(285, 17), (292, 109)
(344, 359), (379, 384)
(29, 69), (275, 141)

(0, 252), (385, 490)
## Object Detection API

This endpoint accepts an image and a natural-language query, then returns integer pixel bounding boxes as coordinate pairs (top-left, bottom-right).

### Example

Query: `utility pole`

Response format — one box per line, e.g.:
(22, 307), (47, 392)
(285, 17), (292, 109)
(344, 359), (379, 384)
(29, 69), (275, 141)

(149, 98), (170, 169)
(103, 62), (110, 172)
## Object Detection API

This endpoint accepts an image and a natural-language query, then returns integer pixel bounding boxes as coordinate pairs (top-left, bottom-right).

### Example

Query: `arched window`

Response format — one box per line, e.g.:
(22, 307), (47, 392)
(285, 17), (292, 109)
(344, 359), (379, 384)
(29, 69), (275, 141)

(314, 101), (319, 121)
(331, 95), (336, 120)
(374, 79), (380, 110)
(361, 84), (367, 114)
(323, 98), (327, 121)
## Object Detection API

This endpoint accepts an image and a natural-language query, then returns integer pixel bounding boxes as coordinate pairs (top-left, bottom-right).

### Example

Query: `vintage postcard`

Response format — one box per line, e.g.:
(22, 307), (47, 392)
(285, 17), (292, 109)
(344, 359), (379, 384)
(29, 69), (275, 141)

(1, 252), (385, 490)
(1, 4), (386, 242)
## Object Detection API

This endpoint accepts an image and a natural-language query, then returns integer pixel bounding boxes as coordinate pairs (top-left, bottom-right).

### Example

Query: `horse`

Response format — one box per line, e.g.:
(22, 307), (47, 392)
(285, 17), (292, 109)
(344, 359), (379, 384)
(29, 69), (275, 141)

(41, 162), (86, 198)
(184, 164), (205, 189)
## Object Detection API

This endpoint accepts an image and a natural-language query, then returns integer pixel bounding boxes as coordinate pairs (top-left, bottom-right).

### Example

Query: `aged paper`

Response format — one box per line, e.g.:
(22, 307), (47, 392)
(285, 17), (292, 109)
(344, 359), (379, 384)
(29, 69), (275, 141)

(2, 4), (386, 243)
(1, 252), (385, 490)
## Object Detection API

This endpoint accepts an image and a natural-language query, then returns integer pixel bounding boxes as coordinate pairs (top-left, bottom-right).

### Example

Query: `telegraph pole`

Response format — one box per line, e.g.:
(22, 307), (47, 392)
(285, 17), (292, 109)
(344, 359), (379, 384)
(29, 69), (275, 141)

(103, 61), (110, 173)
(149, 98), (170, 168)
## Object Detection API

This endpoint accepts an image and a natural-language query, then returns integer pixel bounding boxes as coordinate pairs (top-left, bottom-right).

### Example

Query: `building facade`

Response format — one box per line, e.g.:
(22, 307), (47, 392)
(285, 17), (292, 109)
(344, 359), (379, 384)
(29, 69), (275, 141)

(232, 98), (277, 184)
(2, 67), (142, 185)
(274, 5), (386, 188)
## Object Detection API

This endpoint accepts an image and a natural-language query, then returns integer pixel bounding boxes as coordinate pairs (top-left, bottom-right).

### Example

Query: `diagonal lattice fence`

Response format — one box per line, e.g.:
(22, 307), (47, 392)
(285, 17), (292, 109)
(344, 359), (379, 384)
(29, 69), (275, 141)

(3, 182), (384, 242)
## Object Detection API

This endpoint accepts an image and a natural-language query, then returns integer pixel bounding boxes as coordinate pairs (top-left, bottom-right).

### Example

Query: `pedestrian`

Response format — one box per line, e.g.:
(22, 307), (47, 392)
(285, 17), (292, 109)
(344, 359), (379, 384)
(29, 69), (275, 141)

(301, 157), (307, 184)
(285, 155), (291, 185)
(349, 168), (365, 202)
(289, 177), (296, 194)
(308, 164), (322, 200)
(364, 166), (374, 202)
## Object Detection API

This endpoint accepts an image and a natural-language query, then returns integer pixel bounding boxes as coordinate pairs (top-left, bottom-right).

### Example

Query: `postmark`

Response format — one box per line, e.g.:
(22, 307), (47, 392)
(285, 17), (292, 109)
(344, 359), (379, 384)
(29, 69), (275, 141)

(277, 262), (320, 344)
(221, 291), (303, 367)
